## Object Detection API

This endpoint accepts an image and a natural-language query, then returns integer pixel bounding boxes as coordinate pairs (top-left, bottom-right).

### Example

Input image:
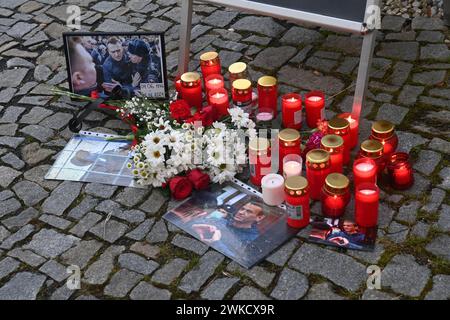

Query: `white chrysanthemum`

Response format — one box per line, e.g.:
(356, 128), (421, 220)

(144, 145), (166, 166)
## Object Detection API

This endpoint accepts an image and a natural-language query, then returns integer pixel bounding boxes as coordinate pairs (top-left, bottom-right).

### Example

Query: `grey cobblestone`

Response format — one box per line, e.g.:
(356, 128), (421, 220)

(152, 258), (188, 285)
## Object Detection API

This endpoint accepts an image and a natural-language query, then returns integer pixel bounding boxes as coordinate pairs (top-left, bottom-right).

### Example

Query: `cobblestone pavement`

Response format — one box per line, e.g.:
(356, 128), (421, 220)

(0, 0), (449, 300)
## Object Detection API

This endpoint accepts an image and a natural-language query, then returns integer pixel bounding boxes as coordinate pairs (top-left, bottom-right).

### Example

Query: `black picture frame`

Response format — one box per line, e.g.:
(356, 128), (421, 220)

(62, 31), (169, 101)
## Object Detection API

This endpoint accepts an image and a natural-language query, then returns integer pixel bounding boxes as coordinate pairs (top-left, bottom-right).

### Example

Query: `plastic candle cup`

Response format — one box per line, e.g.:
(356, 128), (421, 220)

(338, 113), (359, 149)
(180, 72), (203, 112)
(255, 108), (274, 129)
(261, 174), (285, 206)
(284, 176), (310, 228)
(355, 183), (380, 228)
(356, 140), (386, 177)
(306, 149), (331, 200)
(283, 154), (303, 179)
(248, 137), (271, 187)
(328, 117), (351, 165)
(257, 76), (278, 114)
(228, 62), (248, 88)
(320, 134), (344, 174)
(205, 74), (224, 95)
(370, 120), (398, 160)
(353, 158), (377, 187)
(305, 91), (325, 128)
(320, 173), (350, 219)
(387, 152), (414, 190)
(282, 93), (302, 130)
(200, 51), (221, 79)
(208, 88), (229, 118)
(278, 129), (301, 175)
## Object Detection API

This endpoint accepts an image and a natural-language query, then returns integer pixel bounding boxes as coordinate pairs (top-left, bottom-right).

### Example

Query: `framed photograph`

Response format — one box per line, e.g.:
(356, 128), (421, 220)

(63, 31), (169, 100)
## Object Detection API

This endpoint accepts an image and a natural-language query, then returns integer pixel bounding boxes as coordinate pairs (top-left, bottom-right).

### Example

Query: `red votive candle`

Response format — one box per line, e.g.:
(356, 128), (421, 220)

(338, 113), (359, 149)
(321, 173), (350, 219)
(353, 158), (377, 187)
(320, 134), (344, 174)
(278, 129), (301, 175)
(282, 93), (302, 130)
(306, 149), (331, 200)
(387, 152), (414, 190)
(180, 72), (203, 111)
(208, 88), (229, 118)
(305, 91), (325, 128)
(257, 76), (278, 114)
(232, 79), (252, 109)
(357, 140), (386, 176)
(285, 176), (310, 229)
(355, 183), (379, 228)
(249, 137), (271, 187)
(205, 74), (224, 94)
(200, 51), (221, 79)
(228, 62), (248, 88)
(328, 117), (351, 165)
(370, 120), (398, 160)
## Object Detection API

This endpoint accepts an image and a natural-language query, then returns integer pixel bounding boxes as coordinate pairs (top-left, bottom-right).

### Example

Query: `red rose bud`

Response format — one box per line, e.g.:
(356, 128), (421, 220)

(187, 169), (210, 190)
(170, 99), (191, 122)
(169, 176), (193, 200)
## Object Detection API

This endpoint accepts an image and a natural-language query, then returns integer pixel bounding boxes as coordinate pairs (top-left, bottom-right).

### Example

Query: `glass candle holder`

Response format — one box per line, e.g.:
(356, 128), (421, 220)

(305, 91), (325, 128)
(321, 173), (350, 219)
(228, 62), (248, 88)
(180, 72), (203, 111)
(357, 140), (386, 176)
(283, 154), (302, 179)
(355, 183), (380, 228)
(284, 176), (310, 228)
(353, 158), (377, 187)
(175, 74), (182, 98)
(387, 152), (414, 190)
(232, 79), (252, 113)
(261, 174), (285, 206)
(306, 149), (331, 200)
(370, 120), (398, 160)
(282, 93), (302, 130)
(328, 117), (351, 165)
(278, 129), (301, 175)
(337, 113), (359, 149)
(320, 134), (344, 174)
(200, 51), (221, 79)
(249, 137), (271, 187)
(257, 76), (278, 114)
(208, 88), (229, 119)
(205, 74), (224, 95)
(255, 108), (274, 130)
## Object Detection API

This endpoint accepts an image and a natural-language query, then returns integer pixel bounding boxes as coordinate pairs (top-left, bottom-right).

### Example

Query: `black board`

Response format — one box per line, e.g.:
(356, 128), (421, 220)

(248, 0), (367, 23)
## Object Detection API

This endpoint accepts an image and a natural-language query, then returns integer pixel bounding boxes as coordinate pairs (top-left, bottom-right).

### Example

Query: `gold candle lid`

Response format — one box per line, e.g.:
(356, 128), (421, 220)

(200, 51), (219, 62)
(321, 134), (344, 149)
(325, 173), (349, 190)
(249, 137), (270, 152)
(228, 62), (247, 75)
(278, 129), (300, 142)
(232, 79), (251, 91)
(372, 120), (395, 134)
(285, 176), (308, 193)
(257, 76), (277, 87)
(361, 140), (383, 153)
(306, 149), (330, 164)
(181, 72), (201, 84)
(328, 117), (350, 130)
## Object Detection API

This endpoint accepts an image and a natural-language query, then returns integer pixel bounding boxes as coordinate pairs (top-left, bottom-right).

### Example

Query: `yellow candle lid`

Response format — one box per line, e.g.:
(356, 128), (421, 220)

(232, 79), (251, 90)
(200, 51), (219, 62)
(325, 173), (349, 190)
(257, 76), (277, 87)
(372, 120), (395, 134)
(278, 128), (300, 142)
(228, 62), (247, 74)
(321, 134), (344, 149)
(361, 140), (383, 153)
(306, 149), (330, 164)
(249, 137), (270, 152)
(285, 176), (308, 191)
(181, 72), (200, 83)
(328, 117), (350, 130)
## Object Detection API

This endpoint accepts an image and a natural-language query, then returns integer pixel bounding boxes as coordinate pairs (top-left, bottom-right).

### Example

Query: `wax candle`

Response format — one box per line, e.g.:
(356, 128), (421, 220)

(356, 140), (386, 176)
(353, 158), (377, 187)
(338, 113), (359, 149)
(248, 137), (271, 187)
(205, 74), (224, 94)
(306, 149), (331, 200)
(328, 117), (351, 165)
(355, 183), (379, 228)
(261, 174), (285, 206)
(180, 72), (203, 111)
(370, 120), (398, 160)
(228, 62), (248, 88)
(320, 134), (344, 174)
(305, 91), (325, 128)
(208, 88), (229, 118)
(321, 173), (350, 219)
(255, 108), (274, 129)
(200, 51), (221, 79)
(232, 79), (252, 111)
(257, 76), (278, 114)
(282, 93), (302, 130)
(387, 152), (414, 190)
(284, 176), (310, 228)
(283, 154), (302, 179)
(278, 129), (301, 175)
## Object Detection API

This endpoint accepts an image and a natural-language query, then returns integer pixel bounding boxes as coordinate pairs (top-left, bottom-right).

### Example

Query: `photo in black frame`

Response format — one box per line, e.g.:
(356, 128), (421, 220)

(63, 31), (169, 100)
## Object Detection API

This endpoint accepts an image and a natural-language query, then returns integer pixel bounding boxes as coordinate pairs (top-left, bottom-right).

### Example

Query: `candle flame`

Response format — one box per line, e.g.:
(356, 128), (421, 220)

(288, 97), (297, 102)
(208, 78), (221, 85)
(212, 92), (225, 99)
(360, 189), (376, 195)
(307, 96), (322, 102)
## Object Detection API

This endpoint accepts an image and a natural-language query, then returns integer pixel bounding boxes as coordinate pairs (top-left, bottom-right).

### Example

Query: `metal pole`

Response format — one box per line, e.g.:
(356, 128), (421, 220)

(178, 0), (193, 75)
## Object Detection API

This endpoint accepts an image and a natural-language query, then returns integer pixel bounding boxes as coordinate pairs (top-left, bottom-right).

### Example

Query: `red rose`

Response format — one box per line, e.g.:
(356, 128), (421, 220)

(169, 176), (193, 200)
(187, 169), (210, 190)
(170, 99), (191, 122)
(200, 105), (217, 127)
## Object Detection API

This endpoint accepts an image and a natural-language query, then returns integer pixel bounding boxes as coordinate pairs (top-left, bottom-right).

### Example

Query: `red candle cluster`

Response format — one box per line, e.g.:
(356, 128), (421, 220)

(282, 93), (302, 130)
(284, 176), (310, 228)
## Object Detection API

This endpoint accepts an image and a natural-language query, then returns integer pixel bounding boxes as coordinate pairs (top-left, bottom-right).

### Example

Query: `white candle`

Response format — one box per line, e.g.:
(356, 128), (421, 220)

(283, 161), (302, 178)
(261, 174), (285, 206)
